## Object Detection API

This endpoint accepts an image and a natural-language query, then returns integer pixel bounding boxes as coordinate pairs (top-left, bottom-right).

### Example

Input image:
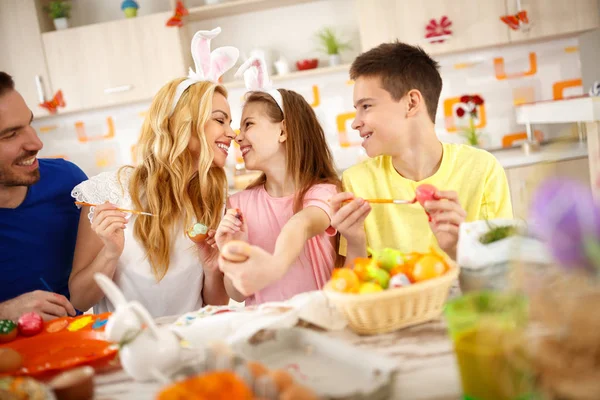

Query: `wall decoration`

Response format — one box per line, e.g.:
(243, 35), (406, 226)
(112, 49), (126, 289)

(500, 10), (529, 31)
(75, 117), (115, 143)
(512, 86), (536, 106)
(502, 130), (544, 148)
(494, 52), (538, 80)
(425, 16), (452, 44)
(39, 125), (59, 133)
(39, 90), (65, 114)
(564, 46), (579, 54)
(95, 148), (116, 168)
(309, 85), (321, 108)
(166, 1), (189, 27)
(336, 112), (358, 148)
(552, 79), (583, 100)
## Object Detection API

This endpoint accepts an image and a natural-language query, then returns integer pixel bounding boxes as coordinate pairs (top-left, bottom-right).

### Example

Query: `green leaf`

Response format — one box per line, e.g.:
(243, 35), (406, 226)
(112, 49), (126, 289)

(583, 236), (600, 273)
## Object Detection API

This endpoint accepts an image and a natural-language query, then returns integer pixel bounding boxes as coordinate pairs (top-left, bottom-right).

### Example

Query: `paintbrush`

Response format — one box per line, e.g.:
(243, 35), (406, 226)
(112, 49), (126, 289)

(342, 198), (416, 205)
(74, 201), (155, 216)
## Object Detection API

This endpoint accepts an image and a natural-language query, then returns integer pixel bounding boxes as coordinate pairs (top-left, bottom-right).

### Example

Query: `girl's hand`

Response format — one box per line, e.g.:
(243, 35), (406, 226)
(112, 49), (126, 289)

(218, 241), (286, 296)
(214, 208), (248, 250)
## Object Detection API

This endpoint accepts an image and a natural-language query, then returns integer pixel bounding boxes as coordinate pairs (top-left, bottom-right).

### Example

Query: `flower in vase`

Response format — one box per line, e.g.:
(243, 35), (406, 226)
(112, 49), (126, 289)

(455, 94), (485, 146)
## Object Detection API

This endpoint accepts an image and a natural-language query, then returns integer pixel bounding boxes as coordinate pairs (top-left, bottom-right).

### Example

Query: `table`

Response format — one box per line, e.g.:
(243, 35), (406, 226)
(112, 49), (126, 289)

(94, 318), (462, 400)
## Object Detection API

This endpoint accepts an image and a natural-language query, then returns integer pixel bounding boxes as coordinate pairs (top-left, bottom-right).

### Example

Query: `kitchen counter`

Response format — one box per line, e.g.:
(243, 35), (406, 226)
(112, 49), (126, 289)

(490, 140), (588, 169)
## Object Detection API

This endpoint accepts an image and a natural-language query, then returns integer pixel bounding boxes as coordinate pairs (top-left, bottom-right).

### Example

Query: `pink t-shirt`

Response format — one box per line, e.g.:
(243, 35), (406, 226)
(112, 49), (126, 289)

(228, 183), (338, 306)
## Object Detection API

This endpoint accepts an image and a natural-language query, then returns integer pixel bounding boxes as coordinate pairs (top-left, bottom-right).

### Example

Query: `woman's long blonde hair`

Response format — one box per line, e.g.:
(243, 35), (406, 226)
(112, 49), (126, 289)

(121, 78), (228, 281)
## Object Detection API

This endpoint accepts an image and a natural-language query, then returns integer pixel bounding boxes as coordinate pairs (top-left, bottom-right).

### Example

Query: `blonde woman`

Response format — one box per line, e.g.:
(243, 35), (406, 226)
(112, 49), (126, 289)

(69, 28), (239, 316)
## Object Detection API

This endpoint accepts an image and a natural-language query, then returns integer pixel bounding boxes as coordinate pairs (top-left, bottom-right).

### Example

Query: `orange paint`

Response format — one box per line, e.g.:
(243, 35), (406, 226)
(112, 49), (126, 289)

(493, 53), (537, 80)
(501, 130), (543, 148)
(336, 111), (359, 148)
(552, 79), (582, 100)
(443, 96), (487, 133)
(75, 117), (115, 143)
(564, 46), (579, 53)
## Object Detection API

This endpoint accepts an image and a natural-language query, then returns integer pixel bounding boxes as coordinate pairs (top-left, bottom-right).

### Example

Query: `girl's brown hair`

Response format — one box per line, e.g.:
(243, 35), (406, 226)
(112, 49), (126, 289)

(244, 89), (343, 266)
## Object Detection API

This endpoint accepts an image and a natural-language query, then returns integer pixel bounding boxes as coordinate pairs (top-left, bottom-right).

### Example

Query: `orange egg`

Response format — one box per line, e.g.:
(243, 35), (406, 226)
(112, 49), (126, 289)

(279, 384), (319, 400)
(329, 268), (361, 293)
(246, 361), (269, 378)
(269, 369), (295, 392)
(351, 258), (372, 281)
(411, 254), (447, 282)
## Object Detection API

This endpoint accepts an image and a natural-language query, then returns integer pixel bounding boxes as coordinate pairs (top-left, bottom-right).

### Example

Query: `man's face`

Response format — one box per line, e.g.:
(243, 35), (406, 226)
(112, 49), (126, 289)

(0, 90), (43, 187)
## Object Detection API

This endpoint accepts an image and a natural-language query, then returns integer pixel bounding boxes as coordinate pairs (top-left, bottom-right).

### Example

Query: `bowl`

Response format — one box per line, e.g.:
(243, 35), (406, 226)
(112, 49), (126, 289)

(296, 59), (319, 71)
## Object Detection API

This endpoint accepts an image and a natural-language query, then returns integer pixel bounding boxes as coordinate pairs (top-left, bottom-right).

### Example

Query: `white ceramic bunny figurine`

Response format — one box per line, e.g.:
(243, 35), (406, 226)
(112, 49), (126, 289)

(94, 272), (142, 343)
(94, 273), (182, 382)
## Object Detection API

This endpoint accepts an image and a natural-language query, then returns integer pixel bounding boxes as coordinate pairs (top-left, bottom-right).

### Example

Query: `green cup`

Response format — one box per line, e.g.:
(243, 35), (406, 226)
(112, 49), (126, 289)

(445, 291), (533, 400)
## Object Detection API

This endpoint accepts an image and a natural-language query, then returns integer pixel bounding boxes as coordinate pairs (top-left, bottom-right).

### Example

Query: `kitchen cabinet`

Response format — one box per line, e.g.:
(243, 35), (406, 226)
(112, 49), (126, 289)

(0, 0), (53, 116)
(42, 12), (187, 113)
(505, 157), (590, 219)
(506, 0), (600, 43)
(357, 0), (510, 54)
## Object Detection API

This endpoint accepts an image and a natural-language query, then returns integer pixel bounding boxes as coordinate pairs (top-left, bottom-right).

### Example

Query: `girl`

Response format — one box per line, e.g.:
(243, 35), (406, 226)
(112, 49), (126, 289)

(215, 57), (341, 305)
(69, 28), (238, 316)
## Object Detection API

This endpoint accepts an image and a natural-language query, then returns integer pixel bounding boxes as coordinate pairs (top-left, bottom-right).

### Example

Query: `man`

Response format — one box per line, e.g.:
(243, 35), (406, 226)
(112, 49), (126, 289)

(0, 72), (86, 321)
(329, 42), (512, 262)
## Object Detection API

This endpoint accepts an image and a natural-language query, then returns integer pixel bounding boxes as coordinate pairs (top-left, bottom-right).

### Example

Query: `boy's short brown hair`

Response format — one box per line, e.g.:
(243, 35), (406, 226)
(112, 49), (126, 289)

(350, 41), (442, 122)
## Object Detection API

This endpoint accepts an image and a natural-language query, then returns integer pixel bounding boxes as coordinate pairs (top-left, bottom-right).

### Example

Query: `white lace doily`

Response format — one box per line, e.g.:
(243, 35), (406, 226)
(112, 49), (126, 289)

(71, 169), (134, 222)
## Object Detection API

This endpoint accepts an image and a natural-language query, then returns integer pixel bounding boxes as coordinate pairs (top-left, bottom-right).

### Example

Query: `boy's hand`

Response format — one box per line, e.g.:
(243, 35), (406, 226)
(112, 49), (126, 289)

(424, 190), (466, 260)
(329, 192), (371, 247)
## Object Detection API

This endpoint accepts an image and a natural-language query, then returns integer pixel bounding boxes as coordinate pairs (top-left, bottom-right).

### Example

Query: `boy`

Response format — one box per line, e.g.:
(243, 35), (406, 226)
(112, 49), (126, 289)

(329, 42), (512, 262)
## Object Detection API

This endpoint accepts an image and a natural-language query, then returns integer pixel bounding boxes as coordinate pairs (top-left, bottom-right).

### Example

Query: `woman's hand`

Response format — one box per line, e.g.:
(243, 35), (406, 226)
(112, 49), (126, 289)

(91, 202), (126, 260)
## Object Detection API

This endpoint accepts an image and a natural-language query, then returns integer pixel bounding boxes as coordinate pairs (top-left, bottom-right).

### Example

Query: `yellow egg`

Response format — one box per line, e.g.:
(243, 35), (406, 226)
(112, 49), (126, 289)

(358, 282), (383, 294)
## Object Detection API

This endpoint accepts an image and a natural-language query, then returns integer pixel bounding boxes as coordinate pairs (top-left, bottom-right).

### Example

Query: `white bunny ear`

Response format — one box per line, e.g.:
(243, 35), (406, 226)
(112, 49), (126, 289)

(190, 27), (222, 79)
(94, 272), (128, 308)
(207, 46), (240, 82)
(235, 55), (272, 91)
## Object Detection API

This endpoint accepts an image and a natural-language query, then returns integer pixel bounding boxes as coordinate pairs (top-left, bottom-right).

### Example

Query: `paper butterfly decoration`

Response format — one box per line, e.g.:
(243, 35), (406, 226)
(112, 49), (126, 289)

(500, 10), (529, 31)
(166, 0), (189, 27)
(235, 55), (284, 113)
(170, 27), (239, 114)
(39, 90), (65, 114)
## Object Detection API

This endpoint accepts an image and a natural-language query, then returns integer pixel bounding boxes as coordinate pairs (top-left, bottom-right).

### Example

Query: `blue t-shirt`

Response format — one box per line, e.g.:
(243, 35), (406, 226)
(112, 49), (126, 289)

(0, 158), (87, 303)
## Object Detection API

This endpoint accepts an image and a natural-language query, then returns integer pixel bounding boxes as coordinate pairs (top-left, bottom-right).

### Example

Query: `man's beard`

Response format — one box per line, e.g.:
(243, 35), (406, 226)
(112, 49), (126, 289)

(0, 153), (41, 187)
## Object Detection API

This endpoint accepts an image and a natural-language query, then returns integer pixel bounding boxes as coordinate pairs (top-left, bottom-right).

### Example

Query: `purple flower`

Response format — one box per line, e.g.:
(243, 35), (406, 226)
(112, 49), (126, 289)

(529, 178), (600, 271)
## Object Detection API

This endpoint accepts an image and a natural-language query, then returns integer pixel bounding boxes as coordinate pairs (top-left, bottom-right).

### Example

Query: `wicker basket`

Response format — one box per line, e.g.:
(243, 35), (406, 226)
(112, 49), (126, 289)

(325, 267), (460, 335)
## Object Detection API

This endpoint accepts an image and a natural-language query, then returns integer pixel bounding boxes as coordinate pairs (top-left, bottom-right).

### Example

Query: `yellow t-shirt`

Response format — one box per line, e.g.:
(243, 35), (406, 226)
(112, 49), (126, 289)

(340, 142), (513, 257)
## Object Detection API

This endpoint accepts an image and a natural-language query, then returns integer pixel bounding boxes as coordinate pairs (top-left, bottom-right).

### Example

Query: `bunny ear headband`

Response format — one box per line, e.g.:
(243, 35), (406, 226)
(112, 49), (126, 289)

(170, 27), (240, 114)
(235, 55), (284, 114)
